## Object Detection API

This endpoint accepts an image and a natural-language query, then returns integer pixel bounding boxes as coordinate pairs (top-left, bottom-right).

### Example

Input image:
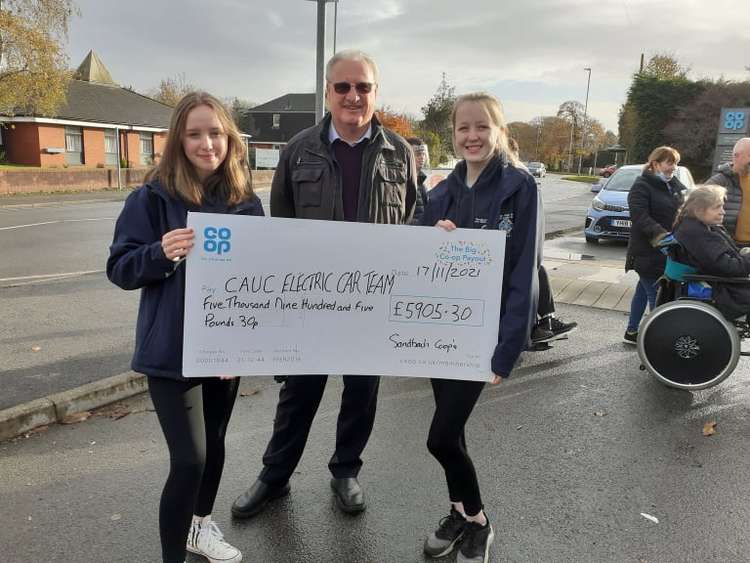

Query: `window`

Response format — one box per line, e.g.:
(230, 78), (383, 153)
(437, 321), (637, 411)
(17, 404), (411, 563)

(139, 132), (153, 165)
(64, 126), (83, 165)
(272, 113), (280, 129)
(104, 130), (118, 166)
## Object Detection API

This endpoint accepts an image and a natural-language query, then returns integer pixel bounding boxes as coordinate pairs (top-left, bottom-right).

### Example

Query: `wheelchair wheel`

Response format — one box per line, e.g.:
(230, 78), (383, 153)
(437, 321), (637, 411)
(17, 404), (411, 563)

(638, 301), (740, 390)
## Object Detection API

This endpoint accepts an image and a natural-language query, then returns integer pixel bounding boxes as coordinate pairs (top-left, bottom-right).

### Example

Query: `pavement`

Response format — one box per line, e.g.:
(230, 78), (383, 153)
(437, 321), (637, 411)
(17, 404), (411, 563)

(6, 302), (750, 563)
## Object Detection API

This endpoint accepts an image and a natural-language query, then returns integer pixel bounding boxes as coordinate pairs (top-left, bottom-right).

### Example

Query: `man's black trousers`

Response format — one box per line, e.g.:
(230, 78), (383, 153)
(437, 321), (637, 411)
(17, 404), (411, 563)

(259, 374), (380, 485)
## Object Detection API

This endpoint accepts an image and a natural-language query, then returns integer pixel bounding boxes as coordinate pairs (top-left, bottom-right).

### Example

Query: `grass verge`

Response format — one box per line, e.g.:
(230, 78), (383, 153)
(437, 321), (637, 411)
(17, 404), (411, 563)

(561, 175), (599, 183)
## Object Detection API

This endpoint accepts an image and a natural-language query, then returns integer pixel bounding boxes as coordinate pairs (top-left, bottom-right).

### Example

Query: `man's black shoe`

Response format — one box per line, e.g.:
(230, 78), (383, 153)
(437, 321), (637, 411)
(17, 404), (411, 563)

(330, 477), (366, 514)
(231, 479), (290, 519)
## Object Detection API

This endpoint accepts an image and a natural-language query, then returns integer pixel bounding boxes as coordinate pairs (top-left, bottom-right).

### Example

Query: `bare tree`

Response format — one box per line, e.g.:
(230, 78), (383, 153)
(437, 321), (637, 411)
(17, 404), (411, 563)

(149, 73), (196, 107)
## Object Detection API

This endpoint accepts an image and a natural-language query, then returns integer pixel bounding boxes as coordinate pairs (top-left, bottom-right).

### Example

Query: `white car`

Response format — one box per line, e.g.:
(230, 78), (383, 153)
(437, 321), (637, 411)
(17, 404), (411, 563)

(527, 162), (546, 178)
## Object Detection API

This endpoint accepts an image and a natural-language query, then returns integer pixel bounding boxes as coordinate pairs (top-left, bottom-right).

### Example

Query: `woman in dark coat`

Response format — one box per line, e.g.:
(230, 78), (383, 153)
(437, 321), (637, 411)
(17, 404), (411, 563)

(673, 184), (750, 319)
(107, 92), (261, 563)
(624, 146), (687, 344)
(420, 93), (539, 563)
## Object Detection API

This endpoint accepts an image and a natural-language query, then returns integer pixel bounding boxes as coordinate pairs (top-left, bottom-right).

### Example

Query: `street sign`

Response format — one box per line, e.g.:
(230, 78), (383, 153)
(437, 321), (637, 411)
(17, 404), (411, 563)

(255, 148), (280, 169)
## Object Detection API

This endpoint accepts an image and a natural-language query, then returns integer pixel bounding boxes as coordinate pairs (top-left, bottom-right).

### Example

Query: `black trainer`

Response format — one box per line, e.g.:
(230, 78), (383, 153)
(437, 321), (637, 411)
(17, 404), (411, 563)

(530, 322), (554, 344)
(549, 316), (577, 338)
(623, 329), (638, 345)
(423, 508), (467, 558)
(457, 521), (495, 563)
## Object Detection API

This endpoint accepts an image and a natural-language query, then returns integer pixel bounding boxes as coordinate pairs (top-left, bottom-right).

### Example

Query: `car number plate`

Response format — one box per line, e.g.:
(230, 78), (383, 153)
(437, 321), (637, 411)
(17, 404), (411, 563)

(612, 219), (631, 228)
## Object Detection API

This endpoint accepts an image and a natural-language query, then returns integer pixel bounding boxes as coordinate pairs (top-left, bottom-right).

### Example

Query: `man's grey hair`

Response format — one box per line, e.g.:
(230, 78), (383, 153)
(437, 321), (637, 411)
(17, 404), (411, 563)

(325, 49), (380, 84)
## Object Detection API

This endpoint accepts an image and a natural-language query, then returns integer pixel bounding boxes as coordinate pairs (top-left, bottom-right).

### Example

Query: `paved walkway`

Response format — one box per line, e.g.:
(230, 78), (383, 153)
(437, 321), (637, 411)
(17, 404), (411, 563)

(545, 253), (636, 312)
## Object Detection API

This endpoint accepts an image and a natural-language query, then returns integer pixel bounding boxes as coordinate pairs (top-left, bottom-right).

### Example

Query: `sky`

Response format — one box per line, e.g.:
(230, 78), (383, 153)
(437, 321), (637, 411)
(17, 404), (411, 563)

(67, 0), (750, 133)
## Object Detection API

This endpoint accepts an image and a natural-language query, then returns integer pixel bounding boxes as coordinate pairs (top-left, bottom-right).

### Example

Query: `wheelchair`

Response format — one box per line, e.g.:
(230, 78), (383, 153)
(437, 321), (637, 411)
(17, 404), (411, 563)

(637, 254), (750, 390)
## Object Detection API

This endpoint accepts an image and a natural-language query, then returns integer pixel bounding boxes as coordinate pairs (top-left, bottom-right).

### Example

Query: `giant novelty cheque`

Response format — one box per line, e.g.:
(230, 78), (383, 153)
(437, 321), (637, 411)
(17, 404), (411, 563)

(183, 213), (506, 382)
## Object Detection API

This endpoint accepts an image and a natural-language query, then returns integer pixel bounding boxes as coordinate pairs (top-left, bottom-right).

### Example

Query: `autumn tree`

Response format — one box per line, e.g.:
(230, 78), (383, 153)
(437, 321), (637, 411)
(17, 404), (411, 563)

(642, 53), (690, 80)
(506, 121), (536, 161)
(150, 73), (196, 107)
(536, 116), (575, 170)
(0, 0), (77, 115)
(376, 106), (414, 138)
(420, 73), (456, 166)
(555, 101), (586, 169)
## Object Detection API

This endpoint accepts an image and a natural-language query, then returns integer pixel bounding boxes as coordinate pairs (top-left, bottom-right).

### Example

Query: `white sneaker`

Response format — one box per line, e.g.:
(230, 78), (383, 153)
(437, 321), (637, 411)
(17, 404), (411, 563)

(186, 515), (242, 563)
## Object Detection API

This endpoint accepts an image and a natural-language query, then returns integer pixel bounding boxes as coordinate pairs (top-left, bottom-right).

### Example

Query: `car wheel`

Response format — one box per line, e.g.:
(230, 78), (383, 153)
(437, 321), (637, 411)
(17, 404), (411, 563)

(585, 235), (598, 244)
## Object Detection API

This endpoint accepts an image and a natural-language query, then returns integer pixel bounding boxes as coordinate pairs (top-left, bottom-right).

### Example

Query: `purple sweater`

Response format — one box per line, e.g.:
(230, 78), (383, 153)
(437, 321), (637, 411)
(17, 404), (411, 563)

(332, 139), (367, 222)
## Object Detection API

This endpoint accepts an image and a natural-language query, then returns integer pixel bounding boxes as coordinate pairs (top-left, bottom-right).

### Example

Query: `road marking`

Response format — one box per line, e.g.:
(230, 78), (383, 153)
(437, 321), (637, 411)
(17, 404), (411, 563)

(0, 217), (116, 231)
(0, 270), (103, 283)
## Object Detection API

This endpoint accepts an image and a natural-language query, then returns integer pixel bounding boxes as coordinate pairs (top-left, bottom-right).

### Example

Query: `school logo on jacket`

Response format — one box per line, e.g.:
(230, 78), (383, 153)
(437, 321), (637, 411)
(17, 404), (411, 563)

(497, 213), (514, 237)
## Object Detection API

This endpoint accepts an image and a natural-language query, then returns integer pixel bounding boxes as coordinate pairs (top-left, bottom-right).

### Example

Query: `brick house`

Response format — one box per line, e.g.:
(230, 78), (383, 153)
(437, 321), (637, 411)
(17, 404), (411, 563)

(0, 51), (172, 168)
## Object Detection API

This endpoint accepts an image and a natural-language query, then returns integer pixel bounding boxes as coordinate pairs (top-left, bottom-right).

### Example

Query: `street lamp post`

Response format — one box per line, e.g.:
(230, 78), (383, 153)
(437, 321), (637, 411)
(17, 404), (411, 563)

(534, 117), (543, 161)
(307, 0), (336, 123)
(577, 67), (591, 175)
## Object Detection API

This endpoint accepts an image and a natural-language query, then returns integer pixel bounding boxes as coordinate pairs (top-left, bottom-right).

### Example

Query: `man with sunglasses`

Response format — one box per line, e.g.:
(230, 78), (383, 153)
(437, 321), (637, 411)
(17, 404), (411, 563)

(232, 49), (417, 520)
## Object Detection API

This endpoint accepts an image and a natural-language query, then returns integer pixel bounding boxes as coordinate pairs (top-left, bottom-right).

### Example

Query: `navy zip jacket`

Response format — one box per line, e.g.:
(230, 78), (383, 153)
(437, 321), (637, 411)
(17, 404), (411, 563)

(422, 156), (539, 378)
(107, 181), (264, 380)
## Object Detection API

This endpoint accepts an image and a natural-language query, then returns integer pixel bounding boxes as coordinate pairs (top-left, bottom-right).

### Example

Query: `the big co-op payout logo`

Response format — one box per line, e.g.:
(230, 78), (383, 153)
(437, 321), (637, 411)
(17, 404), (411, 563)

(203, 226), (232, 260)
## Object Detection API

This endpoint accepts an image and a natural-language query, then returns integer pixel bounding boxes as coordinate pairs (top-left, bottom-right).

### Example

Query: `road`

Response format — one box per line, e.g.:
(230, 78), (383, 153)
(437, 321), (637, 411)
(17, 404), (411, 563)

(3, 303), (750, 562)
(0, 176), (596, 409)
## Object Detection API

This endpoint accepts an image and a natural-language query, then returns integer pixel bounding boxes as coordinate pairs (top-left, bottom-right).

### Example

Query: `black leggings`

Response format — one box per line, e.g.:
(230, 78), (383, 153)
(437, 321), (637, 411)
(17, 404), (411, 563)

(538, 264), (555, 318)
(426, 378), (486, 516)
(148, 376), (240, 563)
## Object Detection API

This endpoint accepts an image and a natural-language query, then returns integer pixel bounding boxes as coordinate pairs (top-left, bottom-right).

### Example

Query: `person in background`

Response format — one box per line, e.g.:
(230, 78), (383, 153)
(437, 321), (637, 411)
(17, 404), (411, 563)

(623, 146), (686, 344)
(708, 137), (750, 246)
(107, 92), (262, 563)
(421, 93), (538, 563)
(407, 137), (431, 225)
(530, 265), (578, 345)
(231, 49), (417, 521)
(673, 184), (750, 319)
(505, 138), (577, 346)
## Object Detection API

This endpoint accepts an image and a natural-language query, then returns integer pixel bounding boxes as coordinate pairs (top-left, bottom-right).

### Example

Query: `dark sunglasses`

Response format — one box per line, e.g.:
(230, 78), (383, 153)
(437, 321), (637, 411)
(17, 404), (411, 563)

(331, 81), (374, 95)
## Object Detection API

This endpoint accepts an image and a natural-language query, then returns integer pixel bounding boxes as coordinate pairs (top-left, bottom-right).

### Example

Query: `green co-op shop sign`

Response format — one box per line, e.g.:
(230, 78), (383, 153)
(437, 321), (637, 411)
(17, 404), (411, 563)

(714, 107), (750, 171)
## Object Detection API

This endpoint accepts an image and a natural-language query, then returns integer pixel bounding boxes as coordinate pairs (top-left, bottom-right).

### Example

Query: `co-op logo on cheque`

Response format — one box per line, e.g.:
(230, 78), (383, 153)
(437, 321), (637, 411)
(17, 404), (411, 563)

(203, 226), (232, 255)
(435, 240), (492, 267)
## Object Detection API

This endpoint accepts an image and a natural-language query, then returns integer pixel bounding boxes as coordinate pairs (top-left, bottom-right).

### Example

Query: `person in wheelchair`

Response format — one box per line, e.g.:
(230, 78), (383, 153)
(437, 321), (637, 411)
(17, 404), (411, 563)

(671, 184), (750, 320)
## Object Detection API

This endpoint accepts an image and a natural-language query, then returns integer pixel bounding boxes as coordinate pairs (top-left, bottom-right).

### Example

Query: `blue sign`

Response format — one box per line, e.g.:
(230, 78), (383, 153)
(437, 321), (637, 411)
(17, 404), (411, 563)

(204, 226), (231, 255)
(714, 107), (750, 171)
(724, 111), (746, 131)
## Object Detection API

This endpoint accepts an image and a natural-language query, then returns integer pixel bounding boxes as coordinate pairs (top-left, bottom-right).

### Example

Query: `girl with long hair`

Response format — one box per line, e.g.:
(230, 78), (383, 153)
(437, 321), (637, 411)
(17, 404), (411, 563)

(421, 92), (539, 563)
(107, 91), (262, 563)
